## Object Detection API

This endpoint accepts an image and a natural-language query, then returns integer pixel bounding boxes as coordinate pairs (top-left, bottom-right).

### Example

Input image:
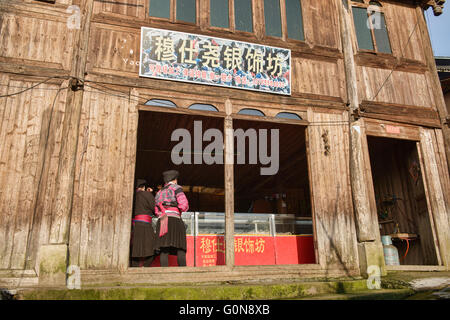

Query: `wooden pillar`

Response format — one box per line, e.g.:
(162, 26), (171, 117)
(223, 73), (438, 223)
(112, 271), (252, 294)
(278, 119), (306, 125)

(338, 0), (385, 276)
(415, 6), (450, 173)
(224, 99), (235, 268)
(51, 0), (93, 244)
(26, 0), (94, 270)
(419, 128), (450, 268)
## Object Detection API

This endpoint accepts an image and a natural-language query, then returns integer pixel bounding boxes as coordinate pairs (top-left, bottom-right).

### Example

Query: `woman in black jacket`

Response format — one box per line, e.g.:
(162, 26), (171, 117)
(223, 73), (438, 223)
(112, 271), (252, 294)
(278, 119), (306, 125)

(130, 179), (157, 267)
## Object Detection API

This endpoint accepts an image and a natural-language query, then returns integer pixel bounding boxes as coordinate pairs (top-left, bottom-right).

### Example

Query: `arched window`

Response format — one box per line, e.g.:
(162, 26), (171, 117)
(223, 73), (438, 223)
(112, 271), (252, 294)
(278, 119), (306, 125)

(350, 0), (391, 54)
(144, 99), (177, 108)
(237, 108), (266, 117)
(276, 112), (303, 120)
(188, 104), (219, 112)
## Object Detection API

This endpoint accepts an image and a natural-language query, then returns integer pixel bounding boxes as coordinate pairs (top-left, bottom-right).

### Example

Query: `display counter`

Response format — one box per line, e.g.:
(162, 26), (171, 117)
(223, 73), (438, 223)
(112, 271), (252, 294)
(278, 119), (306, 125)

(150, 212), (315, 267)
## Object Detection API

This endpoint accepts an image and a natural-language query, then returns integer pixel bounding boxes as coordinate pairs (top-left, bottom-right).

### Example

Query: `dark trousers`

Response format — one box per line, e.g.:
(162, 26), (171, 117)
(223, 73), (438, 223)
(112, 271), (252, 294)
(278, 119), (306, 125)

(131, 255), (155, 267)
(159, 248), (186, 267)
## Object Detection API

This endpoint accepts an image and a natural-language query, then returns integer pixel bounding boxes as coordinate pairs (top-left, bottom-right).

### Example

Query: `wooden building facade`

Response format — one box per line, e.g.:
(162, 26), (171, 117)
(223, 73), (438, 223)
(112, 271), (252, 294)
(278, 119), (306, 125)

(436, 57), (450, 115)
(0, 0), (449, 287)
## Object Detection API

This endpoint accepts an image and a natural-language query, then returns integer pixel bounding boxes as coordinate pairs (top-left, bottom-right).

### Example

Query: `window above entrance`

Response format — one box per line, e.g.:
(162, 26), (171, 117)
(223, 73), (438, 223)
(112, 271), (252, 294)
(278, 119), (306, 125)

(276, 112), (302, 120)
(350, 0), (392, 54)
(237, 108), (266, 117)
(144, 99), (177, 108)
(189, 104), (219, 112)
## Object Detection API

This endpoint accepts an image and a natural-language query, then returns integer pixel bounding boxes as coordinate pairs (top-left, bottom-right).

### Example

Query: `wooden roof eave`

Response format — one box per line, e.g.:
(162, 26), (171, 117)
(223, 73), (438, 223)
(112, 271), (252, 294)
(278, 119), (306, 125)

(419, 0), (446, 16)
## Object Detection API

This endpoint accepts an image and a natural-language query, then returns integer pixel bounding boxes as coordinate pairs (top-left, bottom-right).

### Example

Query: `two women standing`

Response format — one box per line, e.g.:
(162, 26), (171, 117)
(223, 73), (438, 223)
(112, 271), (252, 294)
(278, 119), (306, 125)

(131, 170), (189, 267)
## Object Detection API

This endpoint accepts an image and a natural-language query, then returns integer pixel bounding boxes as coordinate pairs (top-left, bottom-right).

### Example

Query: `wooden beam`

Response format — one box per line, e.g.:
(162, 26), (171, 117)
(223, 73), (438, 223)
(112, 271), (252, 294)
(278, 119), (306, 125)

(360, 100), (440, 120)
(364, 118), (421, 141)
(25, 1), (95, 272)
(418, 128), (450, 267)
(415, 6), (450, 172)
(49, 0), (94, 244)
(224, 99), (235, 268)
(339, 1), (380, 243)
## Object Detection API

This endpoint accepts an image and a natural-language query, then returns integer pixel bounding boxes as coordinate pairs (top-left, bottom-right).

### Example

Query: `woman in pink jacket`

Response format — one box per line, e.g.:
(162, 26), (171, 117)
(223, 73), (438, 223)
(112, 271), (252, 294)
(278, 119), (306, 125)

(154, 170), (189, 267)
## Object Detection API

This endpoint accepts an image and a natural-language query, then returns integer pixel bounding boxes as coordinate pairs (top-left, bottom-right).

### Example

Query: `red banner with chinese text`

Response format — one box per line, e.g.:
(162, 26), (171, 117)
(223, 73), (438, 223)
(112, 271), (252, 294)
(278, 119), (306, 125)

(151, 235), (315, 267)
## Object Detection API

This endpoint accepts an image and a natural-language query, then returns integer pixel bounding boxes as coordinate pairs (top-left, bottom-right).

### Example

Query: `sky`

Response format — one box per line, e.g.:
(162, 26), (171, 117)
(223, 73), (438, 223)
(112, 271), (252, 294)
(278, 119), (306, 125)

(425, 7), (450, 57)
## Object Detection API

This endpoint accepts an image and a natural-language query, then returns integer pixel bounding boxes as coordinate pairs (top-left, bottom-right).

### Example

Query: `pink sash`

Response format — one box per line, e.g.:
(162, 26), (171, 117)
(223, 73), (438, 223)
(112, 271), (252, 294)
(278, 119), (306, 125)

(158, 203), (168, 237)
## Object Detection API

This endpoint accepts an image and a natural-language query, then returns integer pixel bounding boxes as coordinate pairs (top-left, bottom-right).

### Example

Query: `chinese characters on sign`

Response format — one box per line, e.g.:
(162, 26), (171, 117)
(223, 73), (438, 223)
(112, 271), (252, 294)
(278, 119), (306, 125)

(199, 237), (266, 254)
(140, 27), (291, 95)
(197, 236), (270, 266)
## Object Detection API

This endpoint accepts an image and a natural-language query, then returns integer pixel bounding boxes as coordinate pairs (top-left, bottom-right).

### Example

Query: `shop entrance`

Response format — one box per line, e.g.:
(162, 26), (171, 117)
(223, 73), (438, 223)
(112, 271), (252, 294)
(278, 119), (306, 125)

(133, 109), (225, 267)
(132, 108), (315, 267)
(232, 118), (315, 266)
(367, 136), (439, 265)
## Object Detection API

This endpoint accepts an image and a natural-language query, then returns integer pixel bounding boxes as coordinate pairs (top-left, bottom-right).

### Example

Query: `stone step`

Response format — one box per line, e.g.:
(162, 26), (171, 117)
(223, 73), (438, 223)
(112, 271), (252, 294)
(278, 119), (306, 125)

(18, 278), (376, 300)
(0, 270), (39, 289)
(297, 288), (415, 300)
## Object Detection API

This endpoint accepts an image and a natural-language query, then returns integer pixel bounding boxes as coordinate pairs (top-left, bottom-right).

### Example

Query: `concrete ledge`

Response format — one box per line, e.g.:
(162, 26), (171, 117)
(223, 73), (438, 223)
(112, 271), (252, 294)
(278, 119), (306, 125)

(385, 265), (448, 272)
(79, 266), (361, 287)
(19, 279), (371, 300)
(38, 244), (68, 287)
(13, 270), (450, 300)
(0, 270), (39, 288)
(301, 288), (415, 300)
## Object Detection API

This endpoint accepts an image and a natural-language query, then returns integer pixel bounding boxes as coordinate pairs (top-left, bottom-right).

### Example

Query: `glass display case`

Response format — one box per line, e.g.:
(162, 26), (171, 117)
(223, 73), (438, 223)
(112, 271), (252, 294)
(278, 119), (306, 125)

(161, 212), (314, 236)
(196, 212), (224, 235)
(274, 215), (313, 235)
(182, 212), (195, 236)
(151, 212), (316, 266)
(233, 213), (273, 235)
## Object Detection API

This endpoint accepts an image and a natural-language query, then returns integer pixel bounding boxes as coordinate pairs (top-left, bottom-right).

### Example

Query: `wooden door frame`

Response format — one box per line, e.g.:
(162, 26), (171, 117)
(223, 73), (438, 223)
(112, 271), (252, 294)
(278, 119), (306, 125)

(361, 117), (444, 267)
(132, 104), (318, 270)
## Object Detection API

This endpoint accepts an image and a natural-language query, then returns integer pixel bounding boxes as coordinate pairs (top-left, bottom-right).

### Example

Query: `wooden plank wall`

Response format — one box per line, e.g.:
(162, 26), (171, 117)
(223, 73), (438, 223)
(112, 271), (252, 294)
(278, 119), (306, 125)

(0, 75), (68, 270)
(357, 66), (435, 108)
(0, 12), (75, 71)
(301, 0), (341, 49)
(92, 0), (342, 51)
(88, 23), (141, 77)
(69, 87), (138, 270)
(354, 2), (439, 114)
(95, 0), (144, 18)
(384, 1), (426, 63)
(307, 110), (359, 272)
(419, 128), (450, 267)
(87, 0), (346, 103)
(292, 58), (345, 99)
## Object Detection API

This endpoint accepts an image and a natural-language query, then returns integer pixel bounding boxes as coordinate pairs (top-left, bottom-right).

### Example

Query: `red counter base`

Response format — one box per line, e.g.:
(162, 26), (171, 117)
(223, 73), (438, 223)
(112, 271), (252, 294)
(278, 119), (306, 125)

(150, 235), (315, 267)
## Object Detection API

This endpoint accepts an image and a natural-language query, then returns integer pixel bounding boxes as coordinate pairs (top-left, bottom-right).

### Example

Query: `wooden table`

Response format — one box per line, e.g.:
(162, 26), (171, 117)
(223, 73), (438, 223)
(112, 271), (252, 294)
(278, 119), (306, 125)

(389, 233), (418, 261)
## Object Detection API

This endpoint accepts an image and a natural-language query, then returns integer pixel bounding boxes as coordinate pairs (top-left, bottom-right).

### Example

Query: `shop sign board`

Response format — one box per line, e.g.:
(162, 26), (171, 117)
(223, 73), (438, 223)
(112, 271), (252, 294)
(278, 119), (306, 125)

(140, 27), (291, 95)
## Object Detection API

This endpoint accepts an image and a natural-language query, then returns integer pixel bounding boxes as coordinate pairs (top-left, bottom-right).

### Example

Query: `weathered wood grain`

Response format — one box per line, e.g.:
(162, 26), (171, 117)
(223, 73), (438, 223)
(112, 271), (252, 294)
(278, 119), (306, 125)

(419, 128), (450, 267)
(0, 13), (75, 71)
(307, 110), (359, 271)
(69, 87), (138, 269)
(0, 77), (67, 270)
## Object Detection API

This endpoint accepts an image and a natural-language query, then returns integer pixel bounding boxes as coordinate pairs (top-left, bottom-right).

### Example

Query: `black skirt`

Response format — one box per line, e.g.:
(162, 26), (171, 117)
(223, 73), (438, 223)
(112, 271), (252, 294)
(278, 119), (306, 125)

(131, 221), (157, 258)
(155, 216), (187, 252)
